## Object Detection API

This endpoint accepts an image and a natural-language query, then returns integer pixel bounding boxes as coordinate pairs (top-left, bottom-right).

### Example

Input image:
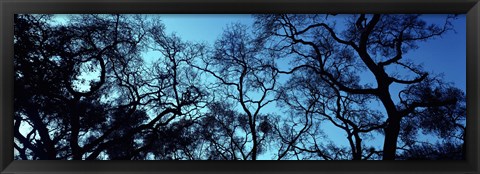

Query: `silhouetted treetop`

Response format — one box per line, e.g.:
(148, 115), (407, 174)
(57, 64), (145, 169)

(14, 14), (465, 160)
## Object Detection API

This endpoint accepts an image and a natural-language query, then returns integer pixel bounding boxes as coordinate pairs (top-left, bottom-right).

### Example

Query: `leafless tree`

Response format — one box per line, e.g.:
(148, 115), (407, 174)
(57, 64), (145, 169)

(254, 14), (464, 160)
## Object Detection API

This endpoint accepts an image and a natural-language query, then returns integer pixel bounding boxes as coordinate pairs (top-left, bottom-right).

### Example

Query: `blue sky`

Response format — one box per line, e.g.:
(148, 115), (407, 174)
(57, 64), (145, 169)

(160, 14), (254, 44)
(28, 14), (466, 160)
(51, 14), (465, 94)
(158, 14), (465, 91)
(155, 14), (466, 158)
(49, 14), (466, 92)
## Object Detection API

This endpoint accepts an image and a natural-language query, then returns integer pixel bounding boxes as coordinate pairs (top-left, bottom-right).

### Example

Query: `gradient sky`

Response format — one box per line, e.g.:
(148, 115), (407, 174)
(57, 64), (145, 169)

(41, 14), (466, 160)
(159, 14), (465, 90)
(156, 14), (466, 159)
(49, 14), (466, 91)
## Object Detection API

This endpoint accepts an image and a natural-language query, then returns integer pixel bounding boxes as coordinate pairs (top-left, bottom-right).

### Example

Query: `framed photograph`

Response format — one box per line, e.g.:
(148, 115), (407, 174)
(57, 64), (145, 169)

(1, 0), (479, 174)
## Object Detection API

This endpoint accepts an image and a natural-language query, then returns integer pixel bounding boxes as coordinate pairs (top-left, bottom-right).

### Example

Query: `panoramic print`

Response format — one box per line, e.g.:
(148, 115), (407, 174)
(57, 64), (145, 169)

(14, 14), (466, 160)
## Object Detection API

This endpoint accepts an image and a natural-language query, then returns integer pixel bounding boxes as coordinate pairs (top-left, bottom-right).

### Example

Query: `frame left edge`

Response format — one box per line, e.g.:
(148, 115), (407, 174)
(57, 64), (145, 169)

(1, 0), (15, 173)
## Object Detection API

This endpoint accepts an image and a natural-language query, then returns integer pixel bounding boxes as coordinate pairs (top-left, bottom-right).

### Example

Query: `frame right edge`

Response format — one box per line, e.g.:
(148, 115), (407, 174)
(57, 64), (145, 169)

(466, 1), (479, 173)
(0, 1), (478, 174)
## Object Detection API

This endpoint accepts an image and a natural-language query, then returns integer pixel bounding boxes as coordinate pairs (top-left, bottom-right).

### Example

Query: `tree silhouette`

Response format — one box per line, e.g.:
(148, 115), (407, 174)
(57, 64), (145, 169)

(14, 14), (465, 160)
(254, 14), (465, 160)
(190, 23), (278, 160)
(14, 14), (205, 160)
(269, 42), (385, 160)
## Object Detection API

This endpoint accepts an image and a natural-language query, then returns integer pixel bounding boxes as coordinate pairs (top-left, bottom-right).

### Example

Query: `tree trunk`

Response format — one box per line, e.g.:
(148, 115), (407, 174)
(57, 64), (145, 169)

(246, 112), (257, 160)
(377, 87), (402, 160)
(353, 134), (362, 160)
(382, 116), (401, 160)
(70, 97), (82, 160)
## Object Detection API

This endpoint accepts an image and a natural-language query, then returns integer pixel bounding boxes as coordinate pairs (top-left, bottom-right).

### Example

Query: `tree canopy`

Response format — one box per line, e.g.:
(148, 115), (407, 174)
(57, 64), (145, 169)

(14, 14), (465, 160)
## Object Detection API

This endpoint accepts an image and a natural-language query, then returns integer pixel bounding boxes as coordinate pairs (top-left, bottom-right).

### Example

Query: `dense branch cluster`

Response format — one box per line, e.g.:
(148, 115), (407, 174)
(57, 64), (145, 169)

(14, 14), (465, 160)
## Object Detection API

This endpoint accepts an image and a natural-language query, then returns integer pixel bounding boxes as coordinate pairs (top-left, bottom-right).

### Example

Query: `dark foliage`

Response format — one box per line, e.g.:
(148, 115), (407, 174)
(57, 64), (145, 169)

(14, 14), (465, 160)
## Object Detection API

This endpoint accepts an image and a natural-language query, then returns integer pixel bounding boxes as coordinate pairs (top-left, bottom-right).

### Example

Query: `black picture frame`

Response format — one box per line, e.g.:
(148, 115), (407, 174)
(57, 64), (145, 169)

(1, 0), (479, 174)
